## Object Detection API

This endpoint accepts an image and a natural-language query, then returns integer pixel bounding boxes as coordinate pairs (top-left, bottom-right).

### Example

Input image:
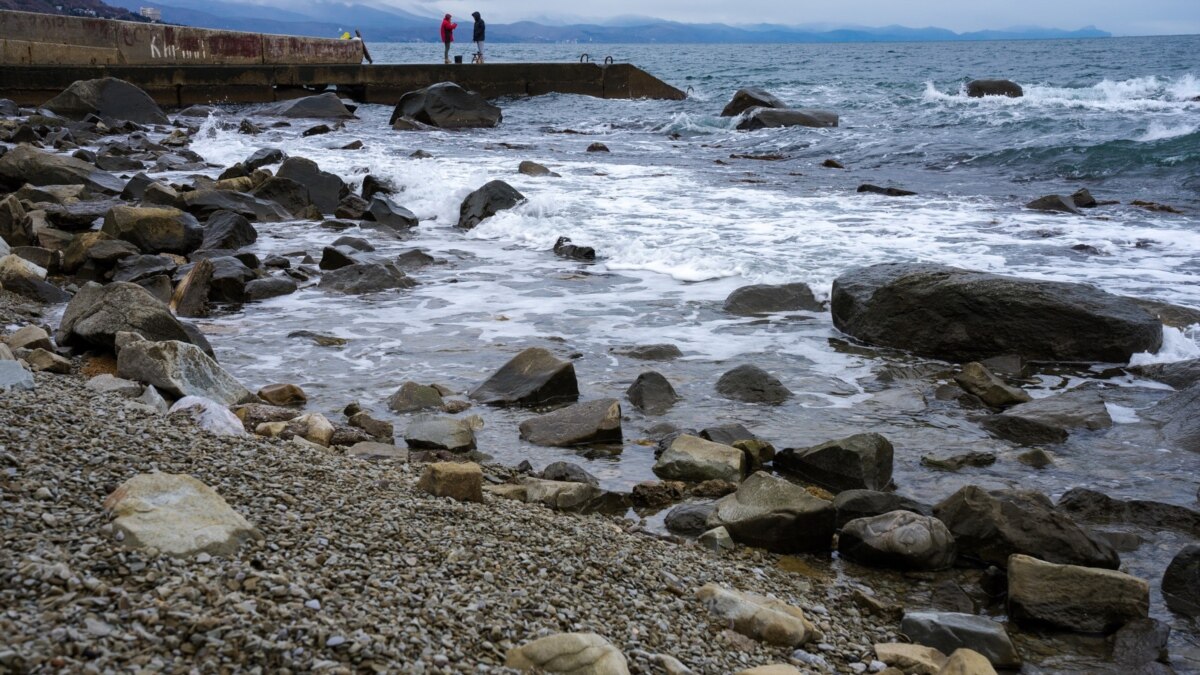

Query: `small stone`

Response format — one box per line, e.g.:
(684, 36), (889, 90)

(306, 599), (322, 610)
(417, 462), (484, 503)
(258, 383), (307, 406)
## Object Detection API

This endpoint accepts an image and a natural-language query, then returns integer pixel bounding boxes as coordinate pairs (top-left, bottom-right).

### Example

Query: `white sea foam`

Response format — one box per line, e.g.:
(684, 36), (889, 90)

(924, 75), (1200, 114)
(1136, 120), (1198, 142)
(1129, 326), (1200, 366)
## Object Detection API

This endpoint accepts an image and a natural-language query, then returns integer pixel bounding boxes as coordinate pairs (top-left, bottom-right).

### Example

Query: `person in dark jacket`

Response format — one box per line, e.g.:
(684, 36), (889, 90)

(440, 14), (457, 64)
(471, 11), (485, 63)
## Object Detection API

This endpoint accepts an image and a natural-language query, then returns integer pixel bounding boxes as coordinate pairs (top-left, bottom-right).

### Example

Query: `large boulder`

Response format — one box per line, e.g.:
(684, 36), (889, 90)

(696, 583), (821, 647)
(716, 364), (792, 404)
(0, 145), (124, 194)
(200, 211), (258, 251)
(43, 77), (169, 125)
(776, 432), (894, 492)
(900, 612), (1020, 670)
(723, 282), (822, 316)
(265, 92), (355, 119)
(980, 388), (1112, 445)
(117, 339), (256, 405)
(457, 180), (525, 230)
(469, 347), (579, 407)
(101, 205), (202, 255)
(833, 489), (932, 528)
(1162, 544), (1200, 618)
(625, 371), (678, 414)
(721, 88), (787, 117)
(277, 157), (349, 214)
(518, 398), (622, 447)
(250, 176), (312, 217)
(390, 82), (502, 129)
(653, 435), (745, 483)
(966, 79), (1023, 98)
(320, 262), (417, 294)
(505, 633), (628, 674)
(838, 510), (957, 571)
(104, 473), (260, 557)
(1007, 554), (1148, 633)
(737, 108), (839, 131)
(180, 190), (291, 222)
(830, 263), (1162, 363)
(706, 471), (836, 553)
(56, 282), (194, 350)
(933, 486), (1119, 569)
(365, 196), (418, 233)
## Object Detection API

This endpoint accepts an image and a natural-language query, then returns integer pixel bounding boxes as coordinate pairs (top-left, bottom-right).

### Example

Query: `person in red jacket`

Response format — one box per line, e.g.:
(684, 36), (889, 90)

(440, 14), (457, 64)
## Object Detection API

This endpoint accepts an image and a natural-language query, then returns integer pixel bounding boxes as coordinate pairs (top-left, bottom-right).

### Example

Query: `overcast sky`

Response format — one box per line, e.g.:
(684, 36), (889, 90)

(410, 0), (1200, 35)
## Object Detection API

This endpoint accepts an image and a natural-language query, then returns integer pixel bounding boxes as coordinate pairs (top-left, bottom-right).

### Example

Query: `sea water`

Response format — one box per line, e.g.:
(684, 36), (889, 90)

(181, 37), (1199, 667)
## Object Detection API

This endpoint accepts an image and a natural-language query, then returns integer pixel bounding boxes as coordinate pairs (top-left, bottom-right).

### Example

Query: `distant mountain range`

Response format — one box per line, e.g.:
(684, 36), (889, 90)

(56, 0), (1116, 43)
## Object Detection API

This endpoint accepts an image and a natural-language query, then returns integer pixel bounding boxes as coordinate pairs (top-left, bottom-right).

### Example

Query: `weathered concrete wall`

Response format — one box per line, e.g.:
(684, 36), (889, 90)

(0, 63), (686, 107)
(0, 10), (362, 66)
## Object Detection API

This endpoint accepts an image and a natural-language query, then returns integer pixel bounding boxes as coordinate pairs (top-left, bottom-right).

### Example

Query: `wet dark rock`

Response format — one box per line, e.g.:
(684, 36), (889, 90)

(0, 195), (32, 246)
(394, 249), (437, 271)
(631, 480), (686, 508)
(340, 140), (363, 150)
(553, 236), (595, 261)
(737, 108), (838, 130)
(245, 148), (286, 171)
(95, 154), (144, 172)
(723, 282), (822, 315)
(540, 461), (599, 486)
(200, 211), (258, 251)
(361, 174), (393, 200)
(822, 158), (844, 169)
(519, 398), (622, 447)
(266, 93), (355, 119)
(626, 371), (678, 415)
(12, 246), (60, 273)
(180, 190), (291, 222)
(1026, 194), (1080, 214)
(832, 489), (932, 528)
(953, 361), (1030, 408)
(319, 246), (359, 271)
(335, 194), (370, 220)
(302, 124), (332, 137)
(244, 276), (298, 301)
(0, 145), (125, 195)
(934, 486), (1120, 569)
(319, 262), (416, 294)
(252, 176), (312, 217)
(286, 331), (346, 347)
(920, 451), (997, 471)
(776, 432), (894, 493)
(839, 510), (957, 571)
(331, 236), (375, 253)
(586, 142), (610, 153)
(664, 502), (716, 535)
(900, 612), (1021, 669)
(388, 82), (501, 129)
(610, 344), (683, 361)
(1110, 618), (1171, 668)
(365, 197), (418, 232)
(1145, 381), (1200, 452)
(43, 77), (169, 125)
(0, 98), (19, 116)
(980, 388), (1112, 445)
(1058, 488), (1200, 537)
(1128, 298), (1200, 329)
(699, 423), (756, 447)
(56, 281), (196, 351)
(519, 160), (560, 177)
(111, 254), (178, 284)
(966, 79), (1024, 98)
(1162, 545), (1200, 618)
(277, 157), (349, 214)
(174, 256), (255, 303)
(101, 205), (203, 255)
(706, 471), (836, 553)
(1072, 188), (1098, 208)
(42, 199), (122, 232)
(858, 184), (916, 197)
(457, 180), (525, 230)
(387, 381), (444, 413)
(470, 347), (579, 408)
(715, 364), (791, 404)
(262, 254), (291, 269)
(721, 87), (786, 117)
(830, 262), (1163, 363)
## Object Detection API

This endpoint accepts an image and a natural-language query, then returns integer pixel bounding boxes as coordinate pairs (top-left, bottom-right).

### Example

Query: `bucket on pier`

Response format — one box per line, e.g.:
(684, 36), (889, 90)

(454, 55), (463, 64)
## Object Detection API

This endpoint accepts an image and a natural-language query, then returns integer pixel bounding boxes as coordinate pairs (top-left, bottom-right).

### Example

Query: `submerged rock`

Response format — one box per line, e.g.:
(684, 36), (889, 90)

(320, 262), (417, 294)
(457, 180), (525, 230)
(980, 388), (1112, 445)
(966, 79), (1024, 98)
(716, 364), (792, 404)
(723, 282), (822, 316)
(721, 87), (787, 117)
(737, 108), (838, 131)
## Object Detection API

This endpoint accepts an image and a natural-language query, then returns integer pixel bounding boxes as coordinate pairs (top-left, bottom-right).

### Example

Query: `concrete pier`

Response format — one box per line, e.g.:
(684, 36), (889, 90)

(0, 10), (686, 105)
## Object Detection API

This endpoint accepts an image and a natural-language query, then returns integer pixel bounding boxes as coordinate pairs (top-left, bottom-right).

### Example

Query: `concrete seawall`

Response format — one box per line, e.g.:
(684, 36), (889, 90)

(0, 63), (687, 106)
(0, 10), (362, 66)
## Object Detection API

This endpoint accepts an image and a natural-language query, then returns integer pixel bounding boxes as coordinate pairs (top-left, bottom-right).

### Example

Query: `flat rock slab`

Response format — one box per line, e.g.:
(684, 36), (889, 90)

(519, 398), (622, 447)
(1007, 553), (1149, 633)
(104, 473), (260, 557)
(980, 389), (1112, 445)
(900, 612), (1021, 669)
